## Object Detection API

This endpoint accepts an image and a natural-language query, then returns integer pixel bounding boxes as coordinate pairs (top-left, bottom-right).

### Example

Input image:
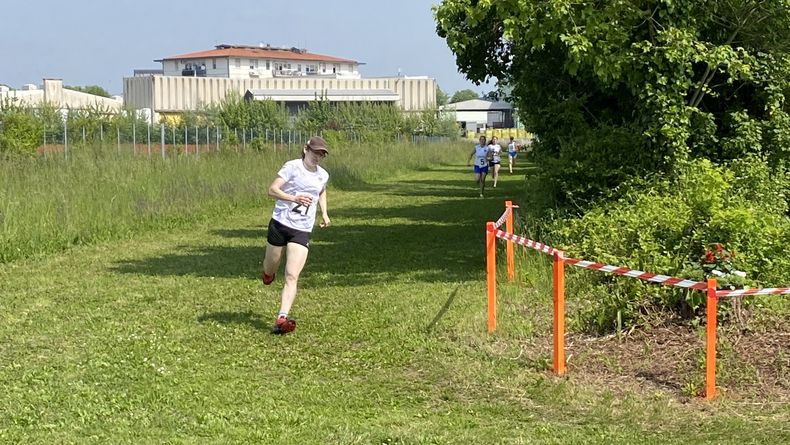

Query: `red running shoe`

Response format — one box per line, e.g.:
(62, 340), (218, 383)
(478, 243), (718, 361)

(271, 316), (296, 335)
(262, 271), (275, 285)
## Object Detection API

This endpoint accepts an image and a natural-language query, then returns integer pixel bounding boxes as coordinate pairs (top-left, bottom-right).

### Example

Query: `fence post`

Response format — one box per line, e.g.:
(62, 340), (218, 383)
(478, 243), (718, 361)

(486, 222), (497, 333)
(505, 200), (515, 282)
(147, 124), (151, 158)
(64, 121), (69, 160)
(705, 278), (718, 400)
(553, 250), (566, 375)
(160, 125), (165, 159)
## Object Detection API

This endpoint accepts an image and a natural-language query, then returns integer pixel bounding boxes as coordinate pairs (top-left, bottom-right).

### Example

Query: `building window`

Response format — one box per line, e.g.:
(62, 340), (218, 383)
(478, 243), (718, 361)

(212, 59), (216, 69)
(266, 60), (270, 69)
(333, 64), (338, 73)
(297, 64), (302, 72)
(235, 58), (241, 68)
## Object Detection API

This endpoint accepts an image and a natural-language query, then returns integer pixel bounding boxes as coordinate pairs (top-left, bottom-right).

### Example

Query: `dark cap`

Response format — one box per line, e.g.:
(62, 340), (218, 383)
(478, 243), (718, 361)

(306, 136), (329, 153)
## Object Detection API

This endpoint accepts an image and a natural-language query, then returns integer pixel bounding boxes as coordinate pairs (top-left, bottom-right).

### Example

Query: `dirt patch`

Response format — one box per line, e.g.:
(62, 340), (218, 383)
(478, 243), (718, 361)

(562, 315), (789, 402)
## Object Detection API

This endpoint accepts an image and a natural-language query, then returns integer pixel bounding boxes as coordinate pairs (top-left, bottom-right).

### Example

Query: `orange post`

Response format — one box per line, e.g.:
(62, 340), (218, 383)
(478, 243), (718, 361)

(705, 278), (718, 400)
(552, 250), (566, 375)
(505, 200), (515, 282)
(486, 222), (497, 333)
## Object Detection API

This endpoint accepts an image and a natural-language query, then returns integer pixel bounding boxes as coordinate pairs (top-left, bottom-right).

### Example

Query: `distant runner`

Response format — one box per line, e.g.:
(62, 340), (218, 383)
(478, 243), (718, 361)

(467, 135), (491, 197)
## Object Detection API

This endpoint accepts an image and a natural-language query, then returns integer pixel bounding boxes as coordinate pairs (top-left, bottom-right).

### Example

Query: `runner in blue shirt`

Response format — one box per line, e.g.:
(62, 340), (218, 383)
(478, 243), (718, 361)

(467, 135), (491, 197)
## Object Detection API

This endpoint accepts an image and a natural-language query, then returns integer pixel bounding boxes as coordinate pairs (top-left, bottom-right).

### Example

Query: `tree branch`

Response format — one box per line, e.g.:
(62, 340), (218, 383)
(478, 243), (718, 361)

(688, 4), (759, 108)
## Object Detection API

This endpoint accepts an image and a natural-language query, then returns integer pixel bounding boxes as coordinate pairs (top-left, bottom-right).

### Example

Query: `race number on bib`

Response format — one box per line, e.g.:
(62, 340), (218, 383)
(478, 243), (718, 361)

(476, 157), (488, 167)
(291, 203), (310, 216)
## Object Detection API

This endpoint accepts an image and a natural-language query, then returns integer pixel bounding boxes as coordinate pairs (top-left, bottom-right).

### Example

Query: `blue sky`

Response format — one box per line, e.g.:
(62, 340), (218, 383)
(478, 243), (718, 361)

(0, 0), (490, 96)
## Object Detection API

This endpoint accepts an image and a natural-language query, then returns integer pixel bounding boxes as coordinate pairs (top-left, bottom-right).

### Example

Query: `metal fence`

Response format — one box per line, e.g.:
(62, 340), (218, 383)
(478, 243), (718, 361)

(33, 122), (453, 160)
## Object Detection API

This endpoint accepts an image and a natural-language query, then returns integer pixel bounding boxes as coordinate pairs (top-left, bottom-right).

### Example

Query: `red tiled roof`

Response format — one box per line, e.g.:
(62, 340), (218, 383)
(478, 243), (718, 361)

(159, 45), (357, 64)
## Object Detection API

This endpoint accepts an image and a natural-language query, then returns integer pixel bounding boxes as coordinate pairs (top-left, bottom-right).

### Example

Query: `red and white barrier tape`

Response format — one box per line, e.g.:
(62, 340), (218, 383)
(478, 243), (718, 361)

(491, 225), (789, 296)
(492, 229), (705, 290)
(717, 288), (790, 297)
(563, 258), (707, 290)
(494, 229), (560, 256)
(493, 204), (519, 229)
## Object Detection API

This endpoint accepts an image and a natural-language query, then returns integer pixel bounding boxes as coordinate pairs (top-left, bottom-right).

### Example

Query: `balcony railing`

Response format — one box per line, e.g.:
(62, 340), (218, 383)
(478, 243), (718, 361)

(181, 68), (207, 77)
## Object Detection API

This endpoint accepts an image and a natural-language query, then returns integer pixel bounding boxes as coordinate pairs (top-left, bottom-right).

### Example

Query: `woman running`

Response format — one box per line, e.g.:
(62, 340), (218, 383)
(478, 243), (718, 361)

(488, 136), (502, 187)
(261, 136), (331, 334)
(467, 135), (490, 197)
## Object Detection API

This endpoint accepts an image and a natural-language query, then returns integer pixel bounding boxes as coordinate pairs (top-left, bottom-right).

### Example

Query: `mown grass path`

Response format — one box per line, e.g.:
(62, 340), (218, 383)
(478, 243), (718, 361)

(1, 162), (786, 444)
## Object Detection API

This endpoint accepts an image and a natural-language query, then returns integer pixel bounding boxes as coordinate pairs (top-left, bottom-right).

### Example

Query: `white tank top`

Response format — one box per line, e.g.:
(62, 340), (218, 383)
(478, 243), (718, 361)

(489, 144), (502, 163)
(474, 144), (489, 167)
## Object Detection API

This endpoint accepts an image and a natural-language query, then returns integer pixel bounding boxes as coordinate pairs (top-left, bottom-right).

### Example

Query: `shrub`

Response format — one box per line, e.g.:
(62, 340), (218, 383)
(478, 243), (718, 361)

(544, 157), (789, 332)
(0, 105), (42, 156)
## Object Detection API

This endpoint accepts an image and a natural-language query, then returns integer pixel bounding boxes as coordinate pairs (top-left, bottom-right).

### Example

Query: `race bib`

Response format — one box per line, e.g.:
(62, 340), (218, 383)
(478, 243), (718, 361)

(476, 157), (488, 167)
(291, 202), (310, 216)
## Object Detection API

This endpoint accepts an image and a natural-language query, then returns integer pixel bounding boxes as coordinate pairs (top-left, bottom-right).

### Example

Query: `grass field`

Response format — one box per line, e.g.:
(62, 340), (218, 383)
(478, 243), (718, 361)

(1, 147), (788, 444)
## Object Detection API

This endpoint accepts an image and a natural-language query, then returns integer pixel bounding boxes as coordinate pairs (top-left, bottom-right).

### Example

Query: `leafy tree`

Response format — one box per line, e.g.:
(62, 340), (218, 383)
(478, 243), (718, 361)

(436, 86), (449, 106)
(434, 0), (790, 207)
(449, 89), (479, 103)
(64, 85), (112, 98)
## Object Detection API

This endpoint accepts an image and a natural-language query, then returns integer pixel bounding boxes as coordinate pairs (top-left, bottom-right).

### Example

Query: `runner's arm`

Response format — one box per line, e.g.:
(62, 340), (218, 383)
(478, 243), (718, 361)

(268, 177), (312, 207)
(318, 188), (331, 227)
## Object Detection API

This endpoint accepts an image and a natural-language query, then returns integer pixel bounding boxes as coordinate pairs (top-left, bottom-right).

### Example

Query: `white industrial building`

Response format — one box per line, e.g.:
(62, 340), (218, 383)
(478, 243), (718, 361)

(440, 99), (515, 132)
(157, 43), (362, 80)
(0, 79), (123, 111)
(124, 43), (437, 121)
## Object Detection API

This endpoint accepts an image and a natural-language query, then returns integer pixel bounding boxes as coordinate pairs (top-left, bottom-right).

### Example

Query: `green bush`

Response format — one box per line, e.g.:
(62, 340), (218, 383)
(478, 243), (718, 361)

(544, 157), (789, 332)
(216, 94), (288, 130)
(0, 106), (42, 156)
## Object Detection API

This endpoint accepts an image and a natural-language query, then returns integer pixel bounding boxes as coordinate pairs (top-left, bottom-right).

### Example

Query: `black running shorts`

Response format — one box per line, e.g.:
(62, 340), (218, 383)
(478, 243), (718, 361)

(267, 218), (310, 248)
